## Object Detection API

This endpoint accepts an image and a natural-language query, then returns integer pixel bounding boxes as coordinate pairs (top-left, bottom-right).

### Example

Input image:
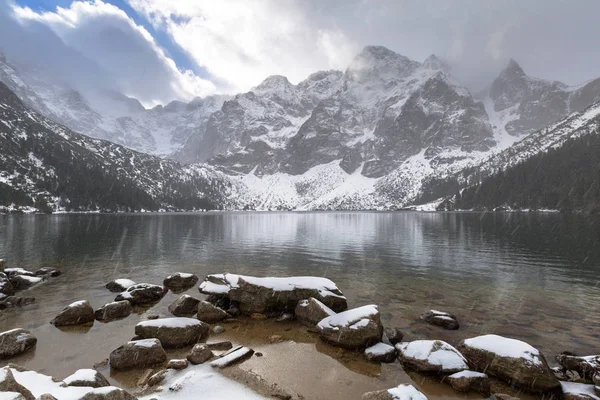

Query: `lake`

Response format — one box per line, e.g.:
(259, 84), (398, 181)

(1, 212), (600, 397)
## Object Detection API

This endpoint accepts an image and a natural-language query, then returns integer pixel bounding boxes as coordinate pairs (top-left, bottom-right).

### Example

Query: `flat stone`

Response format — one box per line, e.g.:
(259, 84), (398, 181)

(210, 346), (254, 368)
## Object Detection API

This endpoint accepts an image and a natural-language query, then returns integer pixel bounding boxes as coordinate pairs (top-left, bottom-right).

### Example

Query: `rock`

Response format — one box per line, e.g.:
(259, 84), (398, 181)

(420, 309), (460, 330)
(316, 305), (383, 349)
(0, 296), (35, 309)
(163, 272), (199, 291)
(135, 318), (209, 348)
(397, 340), (468, 374)
(167, 359), (188, 370)
(199, 273), (347, 315)
(557, 353), (600, 383)
(187, 344), (214, 364)
(457, 334), (560, 393)
(227, 306), (241, 317)
(145, 314), (160, 320)
(0, 272), (15, 295)
(0, 367), (35, 400)
(147, 370), (168, 386)
(561, 382), (600, 400)
(50, 300), (95, 326)
(212, 326), (224, 334)
(115, 283), (166, 305)
(361, 384), (427, 400)
(136, 369), (154, 387)
(79, 387), (137, 400)
(211, 346), (254, 368)
(275, 313), (294, 322)
(63, 369), (110, 388)
(493, 394), (520, 400)
(168, 294), (200, 317)
(197, 301), (230, 323)
(94, 300), (132, 322)
(295, 297), (335, 327)
(207, 341), (233, 351)
(105, 279), (136, 293)
(383, 327), (404, 345)
(0, 329), (37, 358)
(446, 370), (490, 393)
(9, 275), (43, 290)
(109, 339), (167, 370)
(4, 268), (35, 278)
(365, 343), (397, 363)
(34, 267), (61, 277)
(38, 395), (58, 400)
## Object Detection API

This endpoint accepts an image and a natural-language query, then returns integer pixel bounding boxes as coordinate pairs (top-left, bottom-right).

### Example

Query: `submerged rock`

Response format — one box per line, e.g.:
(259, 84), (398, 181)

(168, 294), (200, 317)
(365, 342), (397, 363)
(63, 369), (110, 388)
(115, 283), (166, 305)
(0, 329), (37, 359)
(383, 327), (404, 345)
(397, 340), (468, 374)
(556, 353), (600, 383)
(105, 279), (136, 293)
(109, 339), (167, 370)
(187, 344), (214, 364)
(457, 334), (560, 393)
(210, 346), (254, 368)
(0, 296), (35, 309)
(362, 384), (427, 400)
(420, 309), (460, 330)
(135, 317), (209, 348)
(295, 297), (335, 327)
(199, 273), (347, 315)
(197, 300), (230, 323)
(446, 370), (490, 394)
(317, 305), (383, 349)
(163, 272), (199, 291)
(0, 367), (34, 400)
(50, 300), (95, 326)
(34, 267), (61, 278)
(94, 300), (132, 322)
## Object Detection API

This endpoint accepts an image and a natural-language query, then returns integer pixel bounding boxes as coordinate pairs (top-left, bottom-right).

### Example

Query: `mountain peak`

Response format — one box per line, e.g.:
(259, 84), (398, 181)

(346, 45), (419, 83)
(422, 54), (450, 72)
(253, 75), (293, 93)
(503, 58), (526, 77)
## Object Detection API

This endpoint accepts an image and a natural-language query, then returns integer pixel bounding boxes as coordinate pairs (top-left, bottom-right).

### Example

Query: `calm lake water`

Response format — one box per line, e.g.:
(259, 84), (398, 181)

(1, 212), (600, 395)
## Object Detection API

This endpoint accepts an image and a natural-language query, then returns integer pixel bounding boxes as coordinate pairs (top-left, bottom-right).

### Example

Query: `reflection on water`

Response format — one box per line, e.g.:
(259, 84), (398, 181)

(0, 212), (600, 387)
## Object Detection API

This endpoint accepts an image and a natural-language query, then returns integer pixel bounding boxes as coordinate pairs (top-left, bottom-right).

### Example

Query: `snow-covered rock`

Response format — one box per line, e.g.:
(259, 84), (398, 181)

(361, 384), (428, 400)
(457, 334), (560, 393)
(63, 369), (109, 388)
(0, 367), (34, 400)
(50, 300), (94, 327)
(105, 279), (136, 293)
(365, 342), (397, 363)
(109, 339), (167, 371)
(115, 283), (166, 305)
(196, 300), (230, 323)
(199, 273), (347, 315)
(168, 294), (200, 317)
(294, 297), (335, 327)
(561, 382), (600, 400)
(317, 305), (383, 349)
(556, 353), (600, 383)
(163, 272), (199, 291)
(396, 340), (468, 374)
(8, 275), (43, 290)
(445, 370), (490, 393)
(135, 318), (209, 348)
(420, 310), (460, 330)
(210, 346), (254, 369)
(94, 300), (132, 322)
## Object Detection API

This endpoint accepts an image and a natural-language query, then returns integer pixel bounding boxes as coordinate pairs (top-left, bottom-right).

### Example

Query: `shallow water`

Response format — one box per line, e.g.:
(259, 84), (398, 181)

(1, 212), (600, 398)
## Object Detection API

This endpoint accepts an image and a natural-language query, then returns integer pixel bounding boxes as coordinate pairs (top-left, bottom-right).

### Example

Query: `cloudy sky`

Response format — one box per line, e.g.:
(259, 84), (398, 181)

(1, 0), (599, 107)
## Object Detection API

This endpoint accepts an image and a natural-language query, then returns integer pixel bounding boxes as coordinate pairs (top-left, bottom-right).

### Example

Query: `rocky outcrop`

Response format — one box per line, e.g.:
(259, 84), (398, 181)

(0, 329), (37, 359)
(168, 294), (200, 317)
(109, 339), (167, 370)
(63, 369), (110, 388)
(199, 273), (347, 315)
(295, 297), (335, 326)
(316, 305), (383, 349)
(397, 340), (468, 374)
(445, 370), (490, 394)
(0, 367), (35, 400)
(556, 353), (600, 383)
(94, 301), (132, 322)
(420, 310), (460, 330)
(364, 343), (397, 363)
(197, 300), (230, 323)
(115, 283), (166, 305)
(187, 344), (214, 364)
(50, 300), (95, 326)
(457, 334), (560, 393)
(163, 272), (199, 291)
(135, 318), (209, 348)
(361, 384), (428, 400)
(105, 279), (136, 293)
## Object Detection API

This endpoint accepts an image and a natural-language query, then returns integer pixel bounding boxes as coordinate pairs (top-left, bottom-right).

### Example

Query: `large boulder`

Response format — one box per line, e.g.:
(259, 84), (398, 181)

(94, 301), (132, 322)
(50, 300), (95, 326)
(0, 272), (15, 295)
(105, 279), (136, 293)
(457, 334), (560, 393)
(561, 382), (600, 400)
(295, 297), (335, 326)
(556, 353), (600, 383)
(316, 305), (383, 349)
(197, 301), (230, 323)
(115, 283), (166, 305)
(163, 272), (199, 291)
(109, 339), (167, 370)
(446, 370), (490, 394)
(365, 343), (397, 363)
(135, 318), (209, 348)
(0, 367), (35, 400)
(168, 295), (200, 317)
(79, 387), (137, 400)
(397, 340), (468, 374)
(0, 329), (37, 358)
(63, 369), (110, 388)
(420, 310), (460, 330)
(361, 384), (428, 400)
(199, 273), (347, 315)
